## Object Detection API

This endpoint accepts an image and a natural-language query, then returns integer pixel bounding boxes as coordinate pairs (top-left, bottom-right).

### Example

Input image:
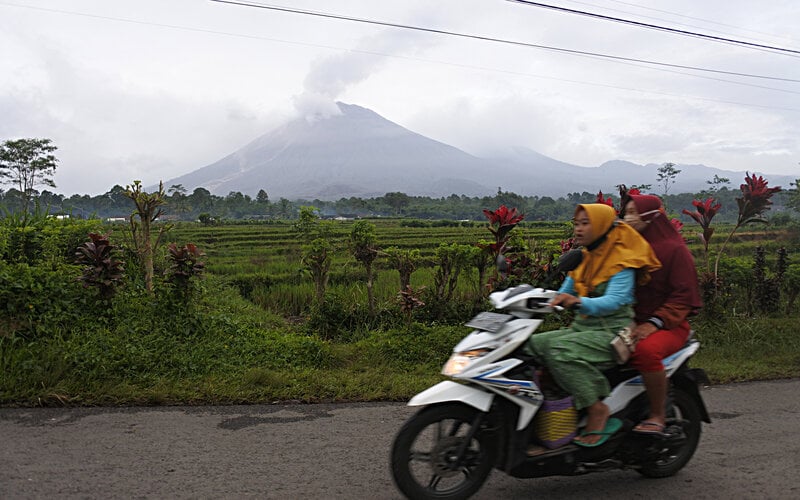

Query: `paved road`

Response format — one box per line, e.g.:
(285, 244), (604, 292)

(2, 379), (800, 499)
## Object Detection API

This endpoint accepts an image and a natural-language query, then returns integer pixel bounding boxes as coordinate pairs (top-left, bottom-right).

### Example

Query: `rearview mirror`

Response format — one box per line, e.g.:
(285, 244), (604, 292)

(496, 253), (509, 274)
(557, 248), (583, 273)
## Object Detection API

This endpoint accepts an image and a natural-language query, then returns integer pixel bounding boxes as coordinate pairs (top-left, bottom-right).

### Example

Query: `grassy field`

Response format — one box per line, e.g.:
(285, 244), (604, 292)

(1, 218), (798, 406)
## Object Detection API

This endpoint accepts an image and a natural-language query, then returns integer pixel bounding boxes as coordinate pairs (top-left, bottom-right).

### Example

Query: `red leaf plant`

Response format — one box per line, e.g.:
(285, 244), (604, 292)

(595, 190), (616, 212)
(75, 232), (125, 300)
(683, 172), (781, 280)
(681, 197), (721, 266)
(482, 205), (524, 256)
(483, 205), (524, 242)
(480, 205), (525, 291)
(166, 242), (206, 290)
(736, 172), (782, 225)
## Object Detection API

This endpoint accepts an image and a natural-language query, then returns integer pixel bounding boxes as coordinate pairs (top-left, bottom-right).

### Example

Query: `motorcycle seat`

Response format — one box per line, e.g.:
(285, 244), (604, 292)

(603, 332), (697, 386)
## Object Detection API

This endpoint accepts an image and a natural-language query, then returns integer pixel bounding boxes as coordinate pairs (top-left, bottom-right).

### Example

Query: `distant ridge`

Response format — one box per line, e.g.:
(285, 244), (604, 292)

(164, 102), (796, 200)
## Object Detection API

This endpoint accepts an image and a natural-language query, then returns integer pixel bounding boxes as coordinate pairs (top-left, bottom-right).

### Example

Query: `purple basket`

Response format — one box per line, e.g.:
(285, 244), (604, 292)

(533, 396), (578, 449)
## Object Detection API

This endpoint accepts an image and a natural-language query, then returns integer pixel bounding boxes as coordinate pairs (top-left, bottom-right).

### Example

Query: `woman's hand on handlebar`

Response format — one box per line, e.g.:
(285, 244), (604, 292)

(548, 293), (582, 310)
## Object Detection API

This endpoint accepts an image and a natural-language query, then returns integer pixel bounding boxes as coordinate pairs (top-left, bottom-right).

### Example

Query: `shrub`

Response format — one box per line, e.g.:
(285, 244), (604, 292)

(0, 261), (88, 338)
(75, 232), (125, 301)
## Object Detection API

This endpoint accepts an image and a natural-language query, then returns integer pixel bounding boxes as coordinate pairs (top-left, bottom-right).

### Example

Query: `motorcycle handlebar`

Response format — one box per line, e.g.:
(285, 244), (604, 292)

(525, 298), (564, 312)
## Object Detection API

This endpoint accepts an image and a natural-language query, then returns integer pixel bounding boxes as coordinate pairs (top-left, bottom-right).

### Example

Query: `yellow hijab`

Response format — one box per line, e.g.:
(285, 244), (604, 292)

(570, 204), (661, 297)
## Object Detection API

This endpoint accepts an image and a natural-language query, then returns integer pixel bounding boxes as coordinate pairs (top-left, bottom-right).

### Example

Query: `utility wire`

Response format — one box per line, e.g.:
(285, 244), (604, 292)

(505, 0), (800, 57)
(2, 1), (798, 112)
(602, 0), (799, 46)
(209, 0), (800, 82)
(560, 0), (796, 52)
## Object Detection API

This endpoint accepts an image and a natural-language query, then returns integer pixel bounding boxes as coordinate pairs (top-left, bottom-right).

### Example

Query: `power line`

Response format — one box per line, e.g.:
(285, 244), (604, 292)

(2, 1), (798, 111)
(559, 0), (796, 53)
(209, 0), (800, 83)
(601, 0), (799, 46)
(505, 0), (800, 56)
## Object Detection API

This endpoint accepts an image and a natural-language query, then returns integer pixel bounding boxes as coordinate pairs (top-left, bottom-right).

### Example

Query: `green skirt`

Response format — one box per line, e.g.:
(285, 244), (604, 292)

(527, 306), (632, 410)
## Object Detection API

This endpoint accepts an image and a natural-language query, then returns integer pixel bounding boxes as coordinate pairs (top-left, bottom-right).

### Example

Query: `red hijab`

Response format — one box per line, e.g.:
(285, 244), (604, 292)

(628, 195), (702, 317)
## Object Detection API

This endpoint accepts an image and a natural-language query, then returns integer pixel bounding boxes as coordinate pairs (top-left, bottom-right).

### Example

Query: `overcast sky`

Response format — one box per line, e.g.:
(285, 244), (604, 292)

(1, 0), (798, 196)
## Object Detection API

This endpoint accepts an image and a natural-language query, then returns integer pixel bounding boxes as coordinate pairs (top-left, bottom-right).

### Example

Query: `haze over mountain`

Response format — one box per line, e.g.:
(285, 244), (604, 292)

(164, 102), (796, 200)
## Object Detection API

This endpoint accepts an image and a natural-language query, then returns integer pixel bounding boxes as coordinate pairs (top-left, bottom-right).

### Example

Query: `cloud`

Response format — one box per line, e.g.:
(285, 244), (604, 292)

(295, 21), (437, 118)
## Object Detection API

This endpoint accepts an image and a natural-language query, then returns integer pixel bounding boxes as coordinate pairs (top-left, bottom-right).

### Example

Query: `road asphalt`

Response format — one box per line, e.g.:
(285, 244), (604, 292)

(2, 378), (799, 499)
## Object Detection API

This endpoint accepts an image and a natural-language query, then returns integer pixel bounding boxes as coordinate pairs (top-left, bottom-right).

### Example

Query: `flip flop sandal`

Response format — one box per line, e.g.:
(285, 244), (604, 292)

(573, 418), (623, 448)
(633, 420), (667, 436)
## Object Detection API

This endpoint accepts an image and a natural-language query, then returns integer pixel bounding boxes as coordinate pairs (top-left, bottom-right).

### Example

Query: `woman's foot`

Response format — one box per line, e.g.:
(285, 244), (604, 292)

(633, 419), (667, 436)
(574, 401), (609, 446)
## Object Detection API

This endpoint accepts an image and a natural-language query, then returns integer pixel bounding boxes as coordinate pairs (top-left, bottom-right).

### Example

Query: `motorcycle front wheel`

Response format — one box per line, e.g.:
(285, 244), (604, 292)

(638, 388), (702, 478)
(390, 403), (495, 500)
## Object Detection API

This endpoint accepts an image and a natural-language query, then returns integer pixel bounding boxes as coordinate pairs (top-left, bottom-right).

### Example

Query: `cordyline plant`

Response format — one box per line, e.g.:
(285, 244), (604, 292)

(481, 205), (524, 259)
(682, 197), (721, 272)
(397, 285), (425, 326)
(165, 242), (205, 291)
(683, 172), (781, 280)
(480, 205), (525, 291)
(595, 190), (617, 212)
(75, 232), (125, 301)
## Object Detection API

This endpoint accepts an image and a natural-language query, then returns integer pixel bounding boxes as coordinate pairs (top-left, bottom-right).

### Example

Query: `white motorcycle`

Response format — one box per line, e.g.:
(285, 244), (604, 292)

(390, 251), (710, 500)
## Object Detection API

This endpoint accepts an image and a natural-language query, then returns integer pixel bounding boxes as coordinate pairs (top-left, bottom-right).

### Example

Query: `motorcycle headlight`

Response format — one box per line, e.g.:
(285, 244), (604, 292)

(442, 349), (490, 376)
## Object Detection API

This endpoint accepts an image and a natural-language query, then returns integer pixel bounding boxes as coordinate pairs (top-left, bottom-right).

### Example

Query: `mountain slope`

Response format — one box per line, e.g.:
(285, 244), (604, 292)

(166, 103), (495, 200)
(164, 102), (796, 200)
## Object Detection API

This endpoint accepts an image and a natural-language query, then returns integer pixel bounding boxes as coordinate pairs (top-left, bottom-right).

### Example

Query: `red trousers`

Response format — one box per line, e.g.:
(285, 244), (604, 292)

(629, 321), (691, 373)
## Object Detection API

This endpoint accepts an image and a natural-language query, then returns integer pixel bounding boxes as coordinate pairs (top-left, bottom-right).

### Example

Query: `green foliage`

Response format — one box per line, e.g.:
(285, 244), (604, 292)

(694, 316), (800, 382)
(783, 263), (800, 314)
(0, 215), (101, 265)
(752, 246), (785, 314)
(294, 205), (321, 240)
(787, 179), (800, 213)
(432, 242), (471, 302)
(3, 214), (799, 406)
(0, 261), (88, 338)
(656, 161), (681, 198)
(124, 180), (171, 292)
(359, 325), (463, 370)
(0, 138), (58, 219)
(305, 289), (392, 342)
(302, 237), (332, 304)
(349, 220), (379, 314)
(384, 246), (422, 290)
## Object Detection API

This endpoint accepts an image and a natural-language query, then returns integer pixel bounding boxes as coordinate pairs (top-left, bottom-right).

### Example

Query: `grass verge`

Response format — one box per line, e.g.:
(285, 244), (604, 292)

(2, 300), (797, 407)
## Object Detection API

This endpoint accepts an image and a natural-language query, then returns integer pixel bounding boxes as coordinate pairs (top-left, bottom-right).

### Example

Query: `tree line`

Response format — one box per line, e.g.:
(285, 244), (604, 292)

(2, 138), (799, 223)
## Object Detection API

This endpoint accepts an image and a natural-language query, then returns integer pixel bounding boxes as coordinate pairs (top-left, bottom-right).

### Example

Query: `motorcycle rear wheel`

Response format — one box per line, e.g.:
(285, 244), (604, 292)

(391, 403), (494, 500)
(638, 388), (702, 478)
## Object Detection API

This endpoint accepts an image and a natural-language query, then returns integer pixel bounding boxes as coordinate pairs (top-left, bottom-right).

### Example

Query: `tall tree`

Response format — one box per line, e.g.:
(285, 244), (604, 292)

(350, 220), (379, 315)
(656, 162), (682, 199)
(384, 192), (410, 215)
(189, 187), (213, 213)
(0, 138), (58, 219)
(788, 178), (800, 213)
(124, 180), (170, 292)
(168, 184), (190, 218)
(704, 174), (730, 195)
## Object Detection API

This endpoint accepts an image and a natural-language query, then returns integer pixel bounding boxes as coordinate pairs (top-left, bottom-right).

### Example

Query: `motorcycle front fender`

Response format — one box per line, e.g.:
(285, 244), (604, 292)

(408, 381), (494, 412)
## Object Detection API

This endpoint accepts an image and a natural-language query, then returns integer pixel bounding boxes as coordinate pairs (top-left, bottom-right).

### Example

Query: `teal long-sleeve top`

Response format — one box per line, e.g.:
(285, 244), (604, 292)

(558, 268), (635, 317)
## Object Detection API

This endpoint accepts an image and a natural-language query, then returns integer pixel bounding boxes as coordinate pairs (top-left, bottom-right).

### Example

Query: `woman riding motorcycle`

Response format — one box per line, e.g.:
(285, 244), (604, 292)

(526, 203), (660, 446)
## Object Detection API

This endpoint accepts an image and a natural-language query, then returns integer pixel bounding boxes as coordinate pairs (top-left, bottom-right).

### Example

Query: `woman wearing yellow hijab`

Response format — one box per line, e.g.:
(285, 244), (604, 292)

(528, 203), (660, 447)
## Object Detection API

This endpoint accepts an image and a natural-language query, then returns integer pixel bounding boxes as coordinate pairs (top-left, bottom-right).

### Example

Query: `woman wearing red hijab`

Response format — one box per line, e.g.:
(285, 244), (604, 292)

(621, 193), (703, 435)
